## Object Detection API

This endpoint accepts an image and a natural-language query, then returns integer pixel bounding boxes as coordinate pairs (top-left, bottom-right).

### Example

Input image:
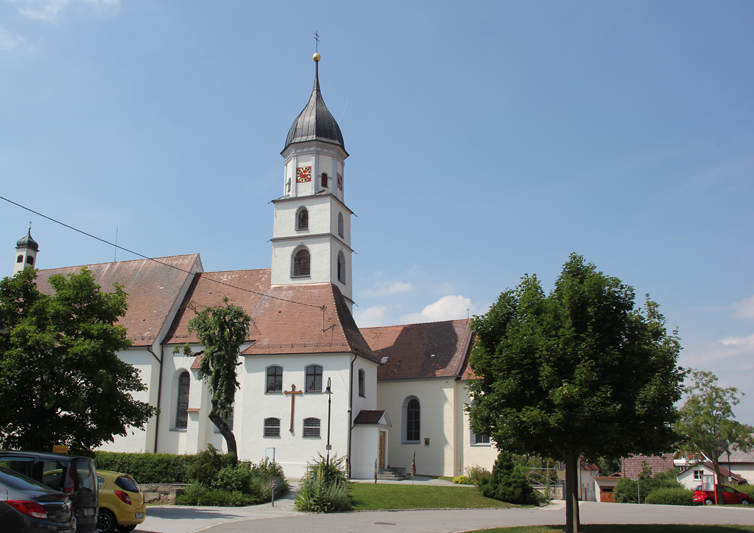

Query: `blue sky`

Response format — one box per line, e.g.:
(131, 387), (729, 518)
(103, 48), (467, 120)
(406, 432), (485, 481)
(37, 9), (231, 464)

(1, 1), (753, 424)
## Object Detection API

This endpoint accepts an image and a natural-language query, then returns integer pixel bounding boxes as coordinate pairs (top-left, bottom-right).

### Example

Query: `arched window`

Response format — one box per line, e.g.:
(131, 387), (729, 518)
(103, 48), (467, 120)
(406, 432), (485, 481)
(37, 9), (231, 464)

(297, 208), (309, 230)
(358, 369), (365, 397)
(305, 365), (322, 392)
(16, 255), (22, 263)
(293, 248), (310, 277)
(26, 256), (34, 265)
(321, 173), (328, 188)
(402, 396), (420, 443)
(338, 212), (344, 238)
(175, 371), (190, 429)
(337, 252), (346, 284)
(264, 418), (281, 437)
(266, 365), (283, 393)
(303, 418), (321, 437)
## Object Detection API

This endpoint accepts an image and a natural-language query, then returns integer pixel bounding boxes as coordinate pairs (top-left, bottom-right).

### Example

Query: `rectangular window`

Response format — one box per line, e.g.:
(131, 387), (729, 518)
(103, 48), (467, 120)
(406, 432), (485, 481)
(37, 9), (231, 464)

(472, 433), (491, 445)
(303, 418), (321, 438)
(358, 369), (365, 397)
(264, 418), (280, 437)
(306, 365), (322, 392)
(266, 366), (283, 393)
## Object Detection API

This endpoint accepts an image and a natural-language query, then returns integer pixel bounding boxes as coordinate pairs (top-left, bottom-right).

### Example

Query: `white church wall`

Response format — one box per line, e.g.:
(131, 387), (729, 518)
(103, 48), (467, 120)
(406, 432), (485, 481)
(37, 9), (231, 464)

(96, 347), (155, 453)
(239, 352), (353, 479)
(457, 381), (498, 475)
(153, 351), (197, 454)
(377, 379), (457, 477)
(351, 425), (381, 479)
(271, 236), (331, 287)
(351, 360), (378, 416)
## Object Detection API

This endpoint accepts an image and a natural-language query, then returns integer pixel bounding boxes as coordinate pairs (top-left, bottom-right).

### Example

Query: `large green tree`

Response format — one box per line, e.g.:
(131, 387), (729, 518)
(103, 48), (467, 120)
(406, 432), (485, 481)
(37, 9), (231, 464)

(0, 268), (156, 452)
(177, 299), (251, 460)
(468, 254), (684, 533)
(676, 370), (754, 504)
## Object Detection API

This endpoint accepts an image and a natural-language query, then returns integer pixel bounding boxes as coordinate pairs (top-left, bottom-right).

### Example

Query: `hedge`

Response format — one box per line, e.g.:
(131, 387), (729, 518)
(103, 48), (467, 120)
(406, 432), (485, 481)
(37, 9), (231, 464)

(644, 488), (694, 506)
(94, 451), (232, 484)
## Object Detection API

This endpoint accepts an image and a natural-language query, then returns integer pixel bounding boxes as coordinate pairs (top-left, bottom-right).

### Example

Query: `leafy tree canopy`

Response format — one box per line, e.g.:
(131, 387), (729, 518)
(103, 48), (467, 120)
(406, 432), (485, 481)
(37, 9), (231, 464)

(468, 253), (684, 532)
(0, 267), (156, 452)
(176, 298), (251, 459)
(676, 369), (754, 503)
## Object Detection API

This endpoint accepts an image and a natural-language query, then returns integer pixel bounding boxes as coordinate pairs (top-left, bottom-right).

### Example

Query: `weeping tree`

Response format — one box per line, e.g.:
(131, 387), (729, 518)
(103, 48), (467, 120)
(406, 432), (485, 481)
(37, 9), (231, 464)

(468, 254), (684, 533)
(175, 298), (251, 461)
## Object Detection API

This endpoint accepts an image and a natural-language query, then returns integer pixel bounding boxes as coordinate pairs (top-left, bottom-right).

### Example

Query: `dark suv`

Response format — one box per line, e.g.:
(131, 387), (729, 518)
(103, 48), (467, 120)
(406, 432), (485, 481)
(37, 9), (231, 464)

(0, 451), (98, 533)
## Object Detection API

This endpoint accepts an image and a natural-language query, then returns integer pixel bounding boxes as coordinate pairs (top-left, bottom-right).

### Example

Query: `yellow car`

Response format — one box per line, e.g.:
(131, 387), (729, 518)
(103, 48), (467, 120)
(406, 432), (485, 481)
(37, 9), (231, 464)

(96, 470), (145, 533)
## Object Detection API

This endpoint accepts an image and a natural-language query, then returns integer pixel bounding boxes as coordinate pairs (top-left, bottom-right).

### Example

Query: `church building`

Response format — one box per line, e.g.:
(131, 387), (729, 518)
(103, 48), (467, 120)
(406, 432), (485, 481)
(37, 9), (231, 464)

(12, 53), (497, 479)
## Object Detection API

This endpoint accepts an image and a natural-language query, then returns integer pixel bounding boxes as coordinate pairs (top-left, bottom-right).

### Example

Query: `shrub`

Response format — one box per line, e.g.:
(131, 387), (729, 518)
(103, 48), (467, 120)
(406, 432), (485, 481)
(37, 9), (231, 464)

(453, 475), (472, 485)
(251, 458), (289, 499)
(304, 453), (349, 485)
(213, 464), (255, 494)
(614, 477), (638, 503)
(645, 487), (694, 506)
(94, 451), (192, 484)
(186, 444), (232, 485)
(737, 484), (754, 497)
(175, 482), (260, 506)
(465, 465), (492, 486)
(294, 476), (351, 513)
(479, 451), (540, 505)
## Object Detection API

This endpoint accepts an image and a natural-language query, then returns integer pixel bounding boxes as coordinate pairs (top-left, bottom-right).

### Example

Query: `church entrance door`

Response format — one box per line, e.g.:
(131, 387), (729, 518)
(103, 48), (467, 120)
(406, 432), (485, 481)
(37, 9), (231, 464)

(379, 431), (386, 469)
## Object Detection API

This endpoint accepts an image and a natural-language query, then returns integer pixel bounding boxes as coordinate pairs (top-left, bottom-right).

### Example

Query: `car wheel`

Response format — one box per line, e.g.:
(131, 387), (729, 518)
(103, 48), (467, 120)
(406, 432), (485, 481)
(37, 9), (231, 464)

(97, 509), (117, 533)
(742, 499), (751, 505)
(117, 526), (137, 533)
(705, 498), (714, 505)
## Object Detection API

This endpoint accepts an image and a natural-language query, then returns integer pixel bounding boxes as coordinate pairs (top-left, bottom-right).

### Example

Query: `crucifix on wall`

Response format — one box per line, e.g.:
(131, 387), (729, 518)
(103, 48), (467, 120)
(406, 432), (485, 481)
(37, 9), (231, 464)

(284, 384), (303, 433)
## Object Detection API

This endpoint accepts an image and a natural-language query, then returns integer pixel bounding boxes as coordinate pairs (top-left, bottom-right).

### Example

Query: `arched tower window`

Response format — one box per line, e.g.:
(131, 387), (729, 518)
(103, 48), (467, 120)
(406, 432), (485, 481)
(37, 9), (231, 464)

(175, 371), (190, 429)
(305, 365), (323, 392)
(338, 212), (344, 238)
(402, 396), (420, 443)
(321, 173), (328, 188)
(297, 208), (309, 230)
(337, 251), (346, 284)
(26, 256), (34, 265)
(16, 255), (23, 263)
(293, 248), (310, 277)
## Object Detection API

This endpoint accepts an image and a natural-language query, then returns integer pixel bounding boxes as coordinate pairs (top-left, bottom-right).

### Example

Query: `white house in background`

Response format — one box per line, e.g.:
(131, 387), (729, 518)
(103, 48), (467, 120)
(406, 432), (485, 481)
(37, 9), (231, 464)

(16, 54), (498, 480)
(719, 447), (754, 484)
(677, 462), (745, 491)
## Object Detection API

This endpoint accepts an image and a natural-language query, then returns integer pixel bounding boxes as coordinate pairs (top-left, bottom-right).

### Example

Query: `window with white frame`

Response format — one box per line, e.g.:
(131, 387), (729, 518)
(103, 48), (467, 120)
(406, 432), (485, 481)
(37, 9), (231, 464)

(303, 418), (321, 437)
(266, 365), (283, 393)
(306, 365), (322, 392)
(403, 396), (420, 443)
(264, 418), (281, 437)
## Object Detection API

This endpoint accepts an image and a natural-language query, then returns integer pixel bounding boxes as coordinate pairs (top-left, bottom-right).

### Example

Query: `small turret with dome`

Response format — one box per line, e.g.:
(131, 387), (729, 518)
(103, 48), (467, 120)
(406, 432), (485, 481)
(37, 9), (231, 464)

(13, 226), (39, 275)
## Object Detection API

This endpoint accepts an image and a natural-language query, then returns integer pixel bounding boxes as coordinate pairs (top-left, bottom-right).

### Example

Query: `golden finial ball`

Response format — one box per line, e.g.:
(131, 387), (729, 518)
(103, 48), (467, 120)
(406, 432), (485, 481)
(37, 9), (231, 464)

(313, 52), (321, 62)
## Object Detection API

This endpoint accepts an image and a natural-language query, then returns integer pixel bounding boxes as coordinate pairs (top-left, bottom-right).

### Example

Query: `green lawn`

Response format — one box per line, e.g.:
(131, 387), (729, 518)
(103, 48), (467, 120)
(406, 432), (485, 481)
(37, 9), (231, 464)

(472, 527), (754, 533)
(349, 482), (519, 510)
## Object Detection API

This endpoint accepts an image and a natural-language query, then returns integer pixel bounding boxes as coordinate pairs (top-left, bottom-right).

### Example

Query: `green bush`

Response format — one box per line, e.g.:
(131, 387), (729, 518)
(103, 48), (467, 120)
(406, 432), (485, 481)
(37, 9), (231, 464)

(737, 484), (754, 497)
(614, 477), (638, 503)
(645, 487), (694, 506)
(465, 465), (492, 486)
(94, 451), (192, 484)
(304, 453), (349, 485)
(251, 458), (289, 499)
(453, 475), (472, 485)
(294, 477), (351, 513)
(213, 464), (255, 494)
(175, 482), (261, 506)
(187, 444), (233, 485)
(479, 451), (540, 505)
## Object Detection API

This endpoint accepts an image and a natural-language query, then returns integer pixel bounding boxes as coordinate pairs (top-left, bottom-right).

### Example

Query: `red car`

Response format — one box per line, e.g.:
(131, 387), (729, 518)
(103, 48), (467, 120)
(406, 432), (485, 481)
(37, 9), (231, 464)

(693, 485), (752, 505)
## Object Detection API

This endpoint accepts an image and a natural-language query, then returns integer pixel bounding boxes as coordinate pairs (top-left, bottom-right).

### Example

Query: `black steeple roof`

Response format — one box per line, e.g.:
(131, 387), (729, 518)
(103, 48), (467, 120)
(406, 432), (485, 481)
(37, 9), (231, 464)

(283, 59), (346, 155)
(16, 228), (39, 251)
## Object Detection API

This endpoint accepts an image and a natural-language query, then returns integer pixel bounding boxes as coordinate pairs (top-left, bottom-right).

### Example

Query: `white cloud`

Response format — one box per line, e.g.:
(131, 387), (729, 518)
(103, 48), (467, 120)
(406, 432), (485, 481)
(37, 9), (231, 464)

(732, 295), (754, 320)
(354, 305), (390, 328)
(399, 295), (489, 325)
(15, 0), (119, 21)
(360, 280), (413, 298)
(0, 27), (24, 49)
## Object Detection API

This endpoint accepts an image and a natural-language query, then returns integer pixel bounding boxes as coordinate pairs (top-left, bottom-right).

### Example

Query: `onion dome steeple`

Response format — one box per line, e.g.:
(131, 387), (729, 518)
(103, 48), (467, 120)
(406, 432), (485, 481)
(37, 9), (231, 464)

(16, 228), (39, 251)
(283, 53), (346, 155)
(13, 226), (39, 275)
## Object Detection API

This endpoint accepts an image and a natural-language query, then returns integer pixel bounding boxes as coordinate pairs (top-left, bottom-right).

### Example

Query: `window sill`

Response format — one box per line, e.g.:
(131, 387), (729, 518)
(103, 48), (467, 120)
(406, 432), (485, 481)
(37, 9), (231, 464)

(291, 275), (311, 279)
(358, 393), (365, 398)
(263, 435), (281, 438)
(302, 436), (322, 439)
(471, 443), (491, 447)
(170, 428), (187, 432)
(402, 440), (421, 445)
(265, 391), (283, 394)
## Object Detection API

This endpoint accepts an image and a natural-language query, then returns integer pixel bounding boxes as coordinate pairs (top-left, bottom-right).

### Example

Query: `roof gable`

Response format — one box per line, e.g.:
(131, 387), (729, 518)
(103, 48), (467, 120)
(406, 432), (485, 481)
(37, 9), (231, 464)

(361, 319), (473, 380)
(36, 254), (201, 347)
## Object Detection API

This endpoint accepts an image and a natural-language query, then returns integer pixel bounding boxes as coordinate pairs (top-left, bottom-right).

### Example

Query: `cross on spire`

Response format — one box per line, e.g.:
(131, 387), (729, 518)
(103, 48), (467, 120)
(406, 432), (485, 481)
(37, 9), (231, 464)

(314, 31), (320, 53)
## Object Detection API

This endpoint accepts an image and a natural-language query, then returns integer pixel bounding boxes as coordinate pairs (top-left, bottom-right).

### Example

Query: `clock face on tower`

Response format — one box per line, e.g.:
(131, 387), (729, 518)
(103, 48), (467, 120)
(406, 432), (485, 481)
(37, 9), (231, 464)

(296, 166), (312, 183)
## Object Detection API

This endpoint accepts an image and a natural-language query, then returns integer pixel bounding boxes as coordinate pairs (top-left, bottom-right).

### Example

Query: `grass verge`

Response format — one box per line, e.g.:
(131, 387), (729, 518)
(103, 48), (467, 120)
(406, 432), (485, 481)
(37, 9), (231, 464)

(350, 482), (518, 510)
(472, 526), (754, 533)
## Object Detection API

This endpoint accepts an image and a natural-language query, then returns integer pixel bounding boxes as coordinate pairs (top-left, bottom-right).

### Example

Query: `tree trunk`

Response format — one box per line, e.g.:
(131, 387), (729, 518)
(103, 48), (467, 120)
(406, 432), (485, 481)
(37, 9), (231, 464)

(713, 459), (721, 505)
(564, 453), (581, 533)
(208, 398), (237, 465)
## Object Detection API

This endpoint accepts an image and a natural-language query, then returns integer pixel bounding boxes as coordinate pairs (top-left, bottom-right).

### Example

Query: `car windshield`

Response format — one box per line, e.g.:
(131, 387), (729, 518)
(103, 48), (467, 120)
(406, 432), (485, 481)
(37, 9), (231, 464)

(0, 466), (56, 492)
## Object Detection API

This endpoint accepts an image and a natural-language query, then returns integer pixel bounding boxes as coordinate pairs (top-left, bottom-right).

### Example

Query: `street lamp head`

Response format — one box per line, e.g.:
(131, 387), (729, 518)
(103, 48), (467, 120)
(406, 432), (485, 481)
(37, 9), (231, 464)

(325, 376), (333, 395)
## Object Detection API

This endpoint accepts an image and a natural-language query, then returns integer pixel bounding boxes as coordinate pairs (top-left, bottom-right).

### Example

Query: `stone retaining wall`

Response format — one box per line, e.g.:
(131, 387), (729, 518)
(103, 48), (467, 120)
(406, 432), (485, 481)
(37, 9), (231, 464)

(139, 483), (189, 505)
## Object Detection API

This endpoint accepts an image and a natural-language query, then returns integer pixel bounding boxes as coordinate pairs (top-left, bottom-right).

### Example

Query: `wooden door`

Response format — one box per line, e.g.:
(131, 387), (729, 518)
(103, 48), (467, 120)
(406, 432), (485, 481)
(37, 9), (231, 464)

(379, 431), (386, 469)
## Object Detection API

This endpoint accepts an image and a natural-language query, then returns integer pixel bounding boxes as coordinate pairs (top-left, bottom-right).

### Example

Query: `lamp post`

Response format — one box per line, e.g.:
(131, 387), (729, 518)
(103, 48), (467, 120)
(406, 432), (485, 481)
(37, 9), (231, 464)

(324, 377), (333, 487)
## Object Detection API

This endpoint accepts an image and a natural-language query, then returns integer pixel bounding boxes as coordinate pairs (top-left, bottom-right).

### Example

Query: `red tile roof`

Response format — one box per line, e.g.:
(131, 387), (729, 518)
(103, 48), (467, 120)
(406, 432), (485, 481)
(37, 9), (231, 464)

(36, 254), (201, 347)
(621, 454), (674, 478)
(165, 271), (376, 362)
(360, 319), (473, 380)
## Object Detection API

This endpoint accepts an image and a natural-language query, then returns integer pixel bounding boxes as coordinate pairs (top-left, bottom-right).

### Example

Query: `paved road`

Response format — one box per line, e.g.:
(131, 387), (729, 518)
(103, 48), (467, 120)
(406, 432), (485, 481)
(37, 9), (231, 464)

(136, 500), (754, 533)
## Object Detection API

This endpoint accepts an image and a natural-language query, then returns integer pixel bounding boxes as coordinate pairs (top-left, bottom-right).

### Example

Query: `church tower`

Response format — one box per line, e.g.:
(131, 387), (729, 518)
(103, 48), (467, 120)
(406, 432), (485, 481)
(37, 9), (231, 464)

(13, 227), (39, 275)
(271, 53), (354, 308)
